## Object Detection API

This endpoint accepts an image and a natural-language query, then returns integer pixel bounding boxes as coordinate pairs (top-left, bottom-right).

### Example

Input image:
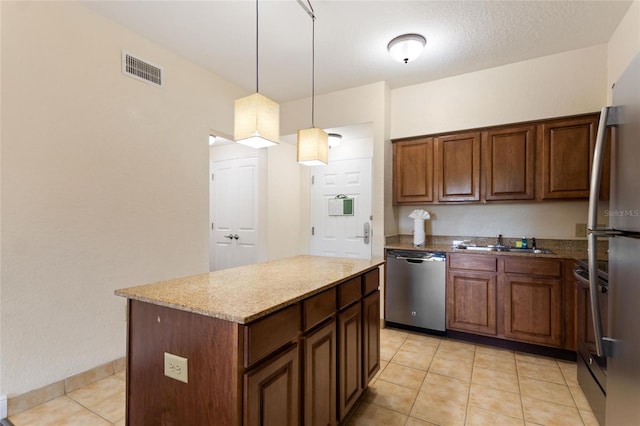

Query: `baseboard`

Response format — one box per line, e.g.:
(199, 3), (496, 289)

(7, 357), (126, 417)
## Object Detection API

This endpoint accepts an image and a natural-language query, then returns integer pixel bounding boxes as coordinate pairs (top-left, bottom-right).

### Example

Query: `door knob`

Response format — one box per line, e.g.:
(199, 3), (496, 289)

(233, 234), (239, 240)
(224, 234), (234, 239)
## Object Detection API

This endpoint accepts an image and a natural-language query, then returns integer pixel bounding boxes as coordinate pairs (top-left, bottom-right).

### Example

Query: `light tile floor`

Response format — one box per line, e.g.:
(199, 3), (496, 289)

(9, 371), (126, 426)
(8, 327), (598, 426)
(347, 327), (599, 426)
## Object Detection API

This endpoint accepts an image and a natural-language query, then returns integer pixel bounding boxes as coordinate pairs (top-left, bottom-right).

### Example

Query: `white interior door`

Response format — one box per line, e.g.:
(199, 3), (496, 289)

(311, 158), (372, 259)
(211, 156), (259, 270)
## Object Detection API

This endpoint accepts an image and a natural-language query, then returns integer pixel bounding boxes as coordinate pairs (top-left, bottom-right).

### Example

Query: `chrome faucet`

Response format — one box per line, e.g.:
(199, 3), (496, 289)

(496, 234), (504, 247)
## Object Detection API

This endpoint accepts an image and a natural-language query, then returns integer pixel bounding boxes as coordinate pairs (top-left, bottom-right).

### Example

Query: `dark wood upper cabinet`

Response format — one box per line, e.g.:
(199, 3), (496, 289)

(435, 132), (481, 202)
(483, 125), (535, 201)
(393, 138), (434, 204)
(540, 115), (597, 199)
(392, 112), (609, 204)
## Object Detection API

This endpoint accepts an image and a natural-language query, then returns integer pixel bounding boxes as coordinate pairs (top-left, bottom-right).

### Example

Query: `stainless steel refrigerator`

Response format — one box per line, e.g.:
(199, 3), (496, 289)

(587, 52), (640, 426)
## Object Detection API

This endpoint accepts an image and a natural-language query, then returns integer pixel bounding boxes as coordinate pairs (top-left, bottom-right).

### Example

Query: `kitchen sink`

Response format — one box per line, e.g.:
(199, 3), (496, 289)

(455, 245), (554, 254)
(503, 247), (555, 254)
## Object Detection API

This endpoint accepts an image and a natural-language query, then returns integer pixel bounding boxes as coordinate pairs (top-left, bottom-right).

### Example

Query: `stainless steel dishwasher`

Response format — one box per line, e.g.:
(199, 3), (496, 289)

(385, 250), (446, 334)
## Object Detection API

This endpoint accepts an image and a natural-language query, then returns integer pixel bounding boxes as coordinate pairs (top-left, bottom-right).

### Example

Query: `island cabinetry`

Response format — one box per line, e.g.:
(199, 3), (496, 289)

(500, 257), (563, 347)
(393, 138), (434, 204)
(447, 253), (498, 336)
(434, 132), (481, 202)
(483, 125), (536, 201)
(337, 276), (362, 422)
(244, 344), (300, 426)
(122, 260), (382, 426)
(302, 288), (337, 426)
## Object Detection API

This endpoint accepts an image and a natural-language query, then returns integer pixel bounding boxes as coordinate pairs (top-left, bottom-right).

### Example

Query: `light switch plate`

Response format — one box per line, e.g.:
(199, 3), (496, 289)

(164, 352), (188, 383)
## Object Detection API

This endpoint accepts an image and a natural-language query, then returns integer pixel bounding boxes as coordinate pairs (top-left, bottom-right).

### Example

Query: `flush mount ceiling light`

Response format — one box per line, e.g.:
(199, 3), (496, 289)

(234, 0), (280, 149)
(387, 33), (426, 64)
(327, 133), (342, 148)
(297, 0), (328, 166)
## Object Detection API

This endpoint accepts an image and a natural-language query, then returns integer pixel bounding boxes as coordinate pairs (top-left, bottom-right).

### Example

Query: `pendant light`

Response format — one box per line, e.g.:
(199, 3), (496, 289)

(234, 0), (279, 149)
(297, 1), (328, 166)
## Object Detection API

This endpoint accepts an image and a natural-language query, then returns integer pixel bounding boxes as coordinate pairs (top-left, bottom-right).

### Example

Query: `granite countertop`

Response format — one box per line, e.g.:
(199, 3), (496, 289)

(385, 235), (604, 261)
(115, 255), (385, 324)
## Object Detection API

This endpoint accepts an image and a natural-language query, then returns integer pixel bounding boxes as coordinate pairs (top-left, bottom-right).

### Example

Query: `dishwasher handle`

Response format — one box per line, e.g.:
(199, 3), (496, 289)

(396, 256), (445, 262)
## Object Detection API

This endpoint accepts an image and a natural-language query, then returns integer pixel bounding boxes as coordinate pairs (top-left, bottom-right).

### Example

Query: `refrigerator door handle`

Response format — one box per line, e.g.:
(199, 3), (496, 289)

(588, 106), (617, 232)
(586, 105), (620, 358)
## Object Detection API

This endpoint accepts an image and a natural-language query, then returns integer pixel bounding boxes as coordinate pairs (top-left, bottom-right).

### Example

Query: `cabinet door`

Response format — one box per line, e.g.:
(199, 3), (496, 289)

(484, 125), (535, 201)
(502, 275), (562, 347)
(244, 344), (299, 426)
(447, 270), (497, 335)
(338, 303), (362, 422)
(303, 320), (337, 426)
(393, 138), (434, 204)
(362, 291), (380, 387)
(435, 132), (481, 202)
(540, 115), (597, 199)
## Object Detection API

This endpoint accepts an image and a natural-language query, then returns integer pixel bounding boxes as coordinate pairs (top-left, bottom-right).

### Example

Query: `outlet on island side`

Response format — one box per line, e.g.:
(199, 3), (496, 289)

(575, 223), (587, 238)
(164, 352), (189, 384)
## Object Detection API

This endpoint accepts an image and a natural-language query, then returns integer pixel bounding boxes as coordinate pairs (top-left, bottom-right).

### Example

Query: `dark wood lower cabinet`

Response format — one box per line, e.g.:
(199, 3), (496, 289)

(502, 274), (562, 347)
(447, 254), (571, 350)
(303, 320), (337, 426)
(447, 271), (497, 336)
(244, 344), (300, 426)
(362, 291), (381, 386)
(338, 302), (362, 422)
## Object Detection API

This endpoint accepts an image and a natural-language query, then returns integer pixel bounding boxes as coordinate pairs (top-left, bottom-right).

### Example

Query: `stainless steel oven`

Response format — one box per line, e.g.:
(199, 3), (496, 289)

(574, 259), (608, 426)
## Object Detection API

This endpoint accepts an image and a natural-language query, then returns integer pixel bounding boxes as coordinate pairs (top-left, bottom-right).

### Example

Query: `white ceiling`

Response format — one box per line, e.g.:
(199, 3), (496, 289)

(82, 0), (632, 103)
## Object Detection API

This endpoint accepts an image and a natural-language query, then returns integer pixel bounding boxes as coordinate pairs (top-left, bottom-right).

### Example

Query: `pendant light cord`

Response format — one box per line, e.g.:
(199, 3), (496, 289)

(297, 0), (318, 128)
(311, 11), (316, 128)
(255, 0), (259, 93)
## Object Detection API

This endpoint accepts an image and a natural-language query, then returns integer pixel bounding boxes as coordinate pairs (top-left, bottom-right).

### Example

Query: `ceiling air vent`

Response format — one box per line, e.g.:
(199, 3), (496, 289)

(122, 50), (164, 87)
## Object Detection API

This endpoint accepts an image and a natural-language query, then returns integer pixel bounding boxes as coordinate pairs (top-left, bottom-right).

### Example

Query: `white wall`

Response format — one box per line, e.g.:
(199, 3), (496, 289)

(607, 0), (640, 90)
(1, 1), (245, 396)
(391, 44), (608, 139)
(388, 45), (609, 239)
(281, 82), (389, 259)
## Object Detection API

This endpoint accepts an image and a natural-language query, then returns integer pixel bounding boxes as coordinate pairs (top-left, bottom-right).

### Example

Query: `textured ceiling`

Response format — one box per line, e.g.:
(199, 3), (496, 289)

(82, 1), (632, 103)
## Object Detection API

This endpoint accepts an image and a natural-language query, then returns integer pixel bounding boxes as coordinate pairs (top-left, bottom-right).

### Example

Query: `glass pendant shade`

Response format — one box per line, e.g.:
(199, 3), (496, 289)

(234, 93), (280, 149)
(297, 127), (328, 166)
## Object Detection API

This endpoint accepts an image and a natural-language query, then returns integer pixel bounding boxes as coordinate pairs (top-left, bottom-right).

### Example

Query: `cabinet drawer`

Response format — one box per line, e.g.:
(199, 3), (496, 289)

(338, 277), (362, 310)
(362, 268), (380, 296)
(449, 253), (497, 272)
(244, 304), (301, 367)
(504, 258), (561, 277)
(303, 288), (336, 332)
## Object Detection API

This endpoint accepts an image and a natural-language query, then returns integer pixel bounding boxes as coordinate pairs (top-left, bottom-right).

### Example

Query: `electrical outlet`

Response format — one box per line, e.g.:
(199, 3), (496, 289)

(164, 352), (188, 383)
(575, 223), (587, 238)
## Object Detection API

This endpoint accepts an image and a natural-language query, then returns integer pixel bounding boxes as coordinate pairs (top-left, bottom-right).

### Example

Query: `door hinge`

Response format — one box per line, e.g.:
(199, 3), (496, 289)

(211, 173), (214, 181)
(312, 226), (315, 236)
(311, 175), (315, 185)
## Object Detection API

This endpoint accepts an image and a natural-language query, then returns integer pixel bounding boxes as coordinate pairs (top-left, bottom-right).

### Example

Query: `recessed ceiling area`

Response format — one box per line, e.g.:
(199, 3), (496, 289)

(82, 1), (632, 103)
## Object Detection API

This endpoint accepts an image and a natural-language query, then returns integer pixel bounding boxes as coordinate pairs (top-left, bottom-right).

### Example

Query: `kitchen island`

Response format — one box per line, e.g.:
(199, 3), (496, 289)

(115, 255), (384, 426)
